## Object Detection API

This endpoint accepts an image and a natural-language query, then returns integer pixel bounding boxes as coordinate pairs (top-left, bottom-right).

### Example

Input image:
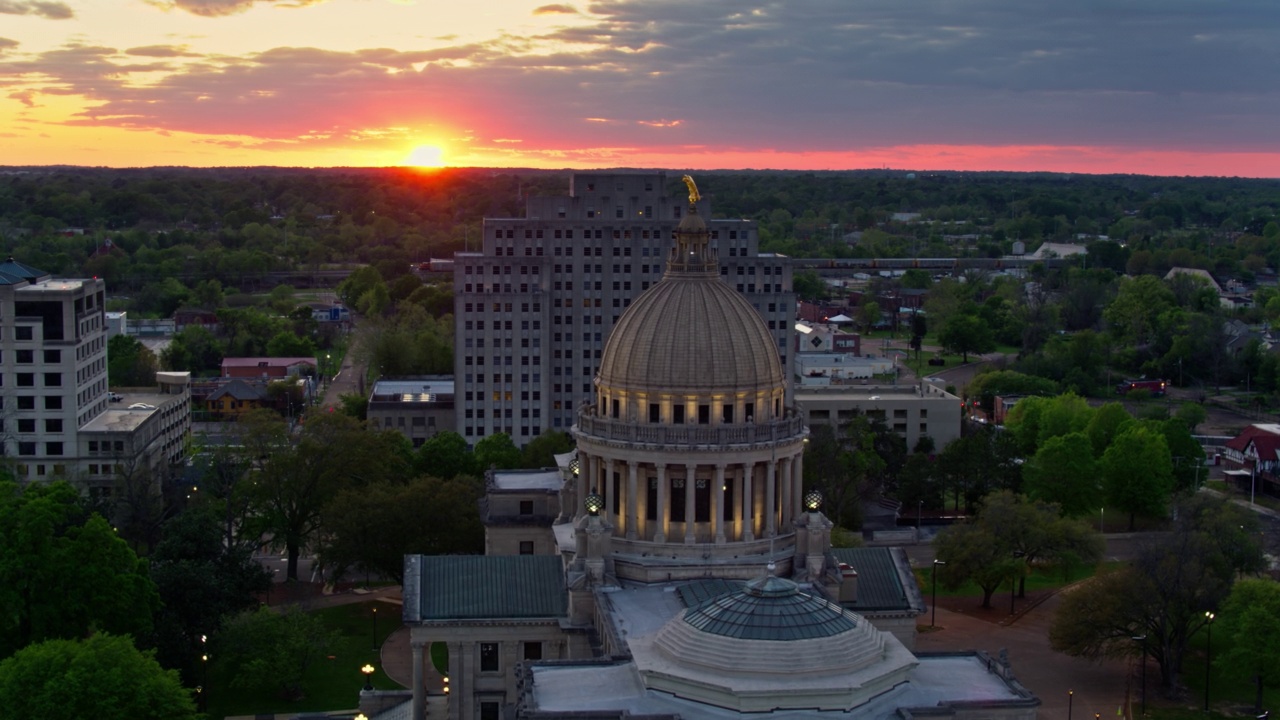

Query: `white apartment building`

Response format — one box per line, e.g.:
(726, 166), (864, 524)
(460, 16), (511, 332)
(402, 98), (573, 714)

(453, 172), (794, 446)
(0, 258), (190, 497)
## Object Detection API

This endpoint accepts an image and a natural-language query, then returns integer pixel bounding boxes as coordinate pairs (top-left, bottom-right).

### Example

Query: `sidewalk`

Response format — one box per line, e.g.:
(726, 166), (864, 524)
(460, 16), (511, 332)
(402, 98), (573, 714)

(917, 592), (1129, 720)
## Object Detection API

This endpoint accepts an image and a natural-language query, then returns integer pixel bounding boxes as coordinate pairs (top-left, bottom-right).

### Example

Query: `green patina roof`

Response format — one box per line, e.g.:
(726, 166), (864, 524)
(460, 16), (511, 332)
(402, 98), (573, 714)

(831, 547), (911, 611)
(417, 555), (566, 620)
(675, 578), (743, 608)
(681, 573), (857, 641)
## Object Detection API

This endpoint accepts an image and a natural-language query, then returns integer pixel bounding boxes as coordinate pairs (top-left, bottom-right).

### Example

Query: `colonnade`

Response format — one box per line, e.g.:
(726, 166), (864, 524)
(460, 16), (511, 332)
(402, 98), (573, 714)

(576, 451), (805, 543)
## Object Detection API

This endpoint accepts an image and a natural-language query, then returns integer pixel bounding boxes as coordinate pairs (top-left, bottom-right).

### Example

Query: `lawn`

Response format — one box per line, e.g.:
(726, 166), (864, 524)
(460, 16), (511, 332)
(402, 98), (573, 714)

(205, 600), (403, 720)
(1160, 621), (1280, 717)
(912, 560), (1117, 600)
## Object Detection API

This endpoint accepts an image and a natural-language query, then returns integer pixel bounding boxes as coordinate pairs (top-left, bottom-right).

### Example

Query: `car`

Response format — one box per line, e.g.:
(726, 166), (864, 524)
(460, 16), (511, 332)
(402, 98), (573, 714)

(127, 403), (155, 410)
(108, 392), (123, 402)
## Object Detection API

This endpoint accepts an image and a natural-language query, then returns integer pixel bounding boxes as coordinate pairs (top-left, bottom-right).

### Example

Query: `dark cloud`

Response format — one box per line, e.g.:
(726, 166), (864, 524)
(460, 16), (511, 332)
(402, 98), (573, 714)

(145, 0), (324, 17)
(0, 0), (73, 19)
(0, 37), (19, 51)
(2, 0), (1278, 159)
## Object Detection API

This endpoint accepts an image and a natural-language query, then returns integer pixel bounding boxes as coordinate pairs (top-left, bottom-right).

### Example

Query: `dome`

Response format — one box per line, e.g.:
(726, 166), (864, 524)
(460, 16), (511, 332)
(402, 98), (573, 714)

(650, 573), (891, 678)
(682, 574), (857, 641)
(596, 204), (783, 397)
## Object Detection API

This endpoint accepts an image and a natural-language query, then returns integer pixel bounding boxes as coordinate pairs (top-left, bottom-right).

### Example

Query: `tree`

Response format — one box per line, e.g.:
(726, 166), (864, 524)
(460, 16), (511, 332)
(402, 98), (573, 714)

(935, 521), (1020, 609)
(1217, 578), (1280, 713)
(1100, 425), (1174, 530)
(938, 312), (995, 362)
(975, 491), (1102, 596)
(0, 481), (158, 658)
(0, 634), (198, 720)
(148, 508), (270, 680)
(1160, 418), (1205, 492)
(473, 432), (522, 472)
(415, 431), (476, 480)
(793, 270), (827, 301)
(1022, 432), (1101, 517)
(216, 606), (336, 701)
(858, 300), (881, 333)
(1051, 494), (1265, 695)
(318, 476), (484, 584)
(1103, 275), (1176, 347)
(247, 413), (411, 580)
(107, 334), (159, 387)
(965, 370), (1057, 418)
(1084, 402), (1133, 457)
(520, 430), (575, 469)
(161, 325), (223, 374)
(1174, 403), (1207, 433)
(265, 331), (316, 358)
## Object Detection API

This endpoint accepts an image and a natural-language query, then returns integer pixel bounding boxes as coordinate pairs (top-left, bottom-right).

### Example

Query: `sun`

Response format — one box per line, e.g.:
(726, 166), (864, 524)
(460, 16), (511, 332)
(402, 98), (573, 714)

(404, 144), (446, 168)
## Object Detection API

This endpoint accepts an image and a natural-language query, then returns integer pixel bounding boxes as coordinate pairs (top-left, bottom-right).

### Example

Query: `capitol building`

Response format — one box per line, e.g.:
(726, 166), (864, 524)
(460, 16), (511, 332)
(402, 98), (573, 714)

(394, 177), (1039, 720)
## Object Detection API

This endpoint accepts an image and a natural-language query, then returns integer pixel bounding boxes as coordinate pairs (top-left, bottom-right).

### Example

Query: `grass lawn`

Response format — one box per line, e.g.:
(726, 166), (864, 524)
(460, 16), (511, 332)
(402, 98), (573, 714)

(1162, 622), (1280, 717)
(912, 560), (1118, 599)
(205, 601), (402, 720)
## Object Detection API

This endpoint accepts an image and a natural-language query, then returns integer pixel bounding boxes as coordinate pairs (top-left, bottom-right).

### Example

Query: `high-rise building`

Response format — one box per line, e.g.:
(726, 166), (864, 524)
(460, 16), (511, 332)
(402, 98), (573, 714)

(0, 258), (110, 478)
(453, 172), (794, 446)
(0, 258), (190, 498)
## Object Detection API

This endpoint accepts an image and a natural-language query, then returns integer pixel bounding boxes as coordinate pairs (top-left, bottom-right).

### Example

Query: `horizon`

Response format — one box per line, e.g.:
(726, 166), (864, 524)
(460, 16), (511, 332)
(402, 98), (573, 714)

(3, 2), (1278, 177)
(3, 164), (1277, 182)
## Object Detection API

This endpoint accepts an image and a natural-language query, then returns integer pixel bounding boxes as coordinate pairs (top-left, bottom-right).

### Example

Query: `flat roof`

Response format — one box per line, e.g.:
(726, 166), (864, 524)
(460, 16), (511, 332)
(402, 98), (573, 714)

(370, 378), (455, 402)
(492, 469), (562, 491)
(80, 393), (176, 433)
(531, 643), (1022, 719)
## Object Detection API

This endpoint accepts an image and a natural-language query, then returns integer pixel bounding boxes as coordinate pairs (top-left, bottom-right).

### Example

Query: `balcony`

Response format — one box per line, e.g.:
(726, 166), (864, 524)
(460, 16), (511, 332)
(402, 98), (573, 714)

(575, 413), (806, 450)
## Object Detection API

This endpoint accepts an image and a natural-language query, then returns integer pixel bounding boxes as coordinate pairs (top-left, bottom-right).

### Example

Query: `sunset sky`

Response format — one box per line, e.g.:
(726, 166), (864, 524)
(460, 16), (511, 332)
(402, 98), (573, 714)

(2, 0), (1278, 175)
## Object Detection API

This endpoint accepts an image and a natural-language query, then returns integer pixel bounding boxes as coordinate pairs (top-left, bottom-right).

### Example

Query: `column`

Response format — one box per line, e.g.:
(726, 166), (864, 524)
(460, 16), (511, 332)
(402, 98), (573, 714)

(793, 453), (804, 525)
(604, 458), (615, 526)
(578, 453), (586, 515)
(765, 458), (777, 537)
(411, 640), (425, 720)
(714, 463), (726, 543)
(447, 641), (464, 720)
(733, 466), (744, 541)
(626, 460), (639, 540)
(742, 461), (755, 542)
(655, 463), (667, 543)
(684, 463), (697, 544)
(780, 456), (793, 531)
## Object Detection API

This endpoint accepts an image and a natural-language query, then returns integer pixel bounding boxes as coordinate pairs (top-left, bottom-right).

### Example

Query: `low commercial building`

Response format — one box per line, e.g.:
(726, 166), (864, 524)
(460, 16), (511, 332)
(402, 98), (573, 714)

(795, 380), (962, 451)
(78, 371), (192, 498)
(367, 377), (454, 448)
(480, 467), (565, 556)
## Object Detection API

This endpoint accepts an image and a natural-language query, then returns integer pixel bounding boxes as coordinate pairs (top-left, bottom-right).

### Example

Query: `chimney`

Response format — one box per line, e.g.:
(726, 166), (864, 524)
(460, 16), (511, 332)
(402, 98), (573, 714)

(839, 563), (858, 603)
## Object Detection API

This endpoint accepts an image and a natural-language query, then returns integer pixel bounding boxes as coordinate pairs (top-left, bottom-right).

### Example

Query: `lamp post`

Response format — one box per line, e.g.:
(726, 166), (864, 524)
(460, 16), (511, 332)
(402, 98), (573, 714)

(931, 559), (946, 628)
(1010, 551), (1024, 616)
(199, 634), (208, 712)
(917, 500), (923, 534)
(1100, 507), (1105, 534)
(1132, 635), (1147, 716)
(1068, 690), (1073, 720)
(372, 606), (379, 651)
(1205, 612), (1215, 711)
(361, 663), (376, 692)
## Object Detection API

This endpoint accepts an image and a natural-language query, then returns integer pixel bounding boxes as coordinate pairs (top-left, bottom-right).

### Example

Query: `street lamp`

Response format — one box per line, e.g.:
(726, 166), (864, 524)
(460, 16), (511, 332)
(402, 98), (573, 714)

(1132, 635), (1147, 716)
(372, 606), (379, 651)
(1067, 690), (1073, 720)
(931, 559), (946, 628)
(361, 663), (376, 692)
(1205, 612), (1215, 711)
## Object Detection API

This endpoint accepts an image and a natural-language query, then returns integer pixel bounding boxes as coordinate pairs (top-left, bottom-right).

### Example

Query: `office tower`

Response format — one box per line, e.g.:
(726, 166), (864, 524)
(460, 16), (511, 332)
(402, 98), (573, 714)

(453, 172), (794, 446)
